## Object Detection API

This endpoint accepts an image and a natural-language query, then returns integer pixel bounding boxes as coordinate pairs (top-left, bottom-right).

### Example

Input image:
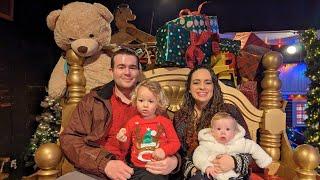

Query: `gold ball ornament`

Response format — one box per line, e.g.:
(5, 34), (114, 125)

(34, 143), (62, 170)
(293, 144), (320, 171)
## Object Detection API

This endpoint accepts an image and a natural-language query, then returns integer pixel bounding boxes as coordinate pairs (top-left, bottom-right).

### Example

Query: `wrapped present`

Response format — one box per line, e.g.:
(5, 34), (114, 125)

(211, 38), (240, 72)
(238, 81), (258, 107)
(244, 44), (270, 56)
(211, 52), (238, 87)
(234, 32), (270, 49)
(210, 38), (240, 87)
(219, 38), (241, 56)
(234, 32), (270, 81)
(156, 5), (219, 68)
(237, 50), (262, 81)
(211, 52), (236, 68)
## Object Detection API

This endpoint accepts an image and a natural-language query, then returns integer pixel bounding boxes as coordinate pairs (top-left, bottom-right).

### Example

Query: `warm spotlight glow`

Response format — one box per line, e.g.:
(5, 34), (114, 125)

(287, 45), (297, 54)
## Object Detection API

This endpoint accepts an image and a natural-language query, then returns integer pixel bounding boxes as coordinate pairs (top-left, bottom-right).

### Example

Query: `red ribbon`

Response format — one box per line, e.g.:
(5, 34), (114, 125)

(179, 1), (221, 69)
(179, 1), (208, 17)
(185, 31), (211, 69)
(185, 32), (220, 69)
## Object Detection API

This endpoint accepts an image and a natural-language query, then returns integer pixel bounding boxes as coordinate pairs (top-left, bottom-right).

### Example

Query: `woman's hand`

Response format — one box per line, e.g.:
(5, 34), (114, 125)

(145, 155), (178, 175)
(212, 154), (235, 173)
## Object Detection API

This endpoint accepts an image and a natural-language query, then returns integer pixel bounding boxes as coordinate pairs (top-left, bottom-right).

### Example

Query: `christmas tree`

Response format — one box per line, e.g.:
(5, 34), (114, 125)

(300, 29), (320, 149)
(24, 96), (62, 168)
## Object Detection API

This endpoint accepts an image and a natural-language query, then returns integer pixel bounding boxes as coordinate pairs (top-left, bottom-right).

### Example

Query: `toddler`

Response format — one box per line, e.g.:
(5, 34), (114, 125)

(117, 80), (181, 179)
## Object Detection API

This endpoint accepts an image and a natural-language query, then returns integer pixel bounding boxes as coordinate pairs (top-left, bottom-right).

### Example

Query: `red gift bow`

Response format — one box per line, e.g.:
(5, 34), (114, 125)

(185, 32), (220, 69)
(179, 1), (220, 69)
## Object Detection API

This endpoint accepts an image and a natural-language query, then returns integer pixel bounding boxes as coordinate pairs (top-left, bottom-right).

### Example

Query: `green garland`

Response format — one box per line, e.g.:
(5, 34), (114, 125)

(300, 29), (320, 150)
(24, 96), (62, 168)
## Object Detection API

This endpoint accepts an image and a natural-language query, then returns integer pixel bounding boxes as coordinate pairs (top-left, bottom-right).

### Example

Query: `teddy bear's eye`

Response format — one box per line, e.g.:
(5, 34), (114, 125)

(69, 38), (75, 41)
(89, 34), (94, 38)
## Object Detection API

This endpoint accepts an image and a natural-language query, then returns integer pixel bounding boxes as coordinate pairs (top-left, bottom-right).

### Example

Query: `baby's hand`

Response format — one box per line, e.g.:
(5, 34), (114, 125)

(152, 148), (165, 161)
(116, 128), (127, 142)
(205, 166), (218, 179)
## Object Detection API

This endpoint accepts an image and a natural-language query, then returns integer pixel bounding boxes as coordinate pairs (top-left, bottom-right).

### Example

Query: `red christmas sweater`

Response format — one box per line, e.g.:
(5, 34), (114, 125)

(120, 115), (181, 167)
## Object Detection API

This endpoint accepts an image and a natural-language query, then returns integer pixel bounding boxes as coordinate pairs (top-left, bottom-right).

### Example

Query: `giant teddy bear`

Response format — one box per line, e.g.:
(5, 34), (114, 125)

(47, 2), (114, 99)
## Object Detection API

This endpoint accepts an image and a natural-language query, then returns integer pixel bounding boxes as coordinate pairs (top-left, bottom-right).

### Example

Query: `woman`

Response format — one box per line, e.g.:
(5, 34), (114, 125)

(173, 65), (252, 179)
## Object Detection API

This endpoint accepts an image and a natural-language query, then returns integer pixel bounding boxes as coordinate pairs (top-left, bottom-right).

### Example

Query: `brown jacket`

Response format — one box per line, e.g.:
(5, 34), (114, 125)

(60, 81), (116, 177)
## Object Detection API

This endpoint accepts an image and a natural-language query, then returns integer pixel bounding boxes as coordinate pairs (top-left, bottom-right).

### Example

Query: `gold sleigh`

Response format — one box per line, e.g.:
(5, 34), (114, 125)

(24, 49), (320, 180)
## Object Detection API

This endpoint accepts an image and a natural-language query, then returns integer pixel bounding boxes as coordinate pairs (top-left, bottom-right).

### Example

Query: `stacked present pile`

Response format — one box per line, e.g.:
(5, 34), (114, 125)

(155, 3), (271, 107)
(156, 13), (219, 68)
(156, 3), (240, 70)
(234, 32), (271, 107)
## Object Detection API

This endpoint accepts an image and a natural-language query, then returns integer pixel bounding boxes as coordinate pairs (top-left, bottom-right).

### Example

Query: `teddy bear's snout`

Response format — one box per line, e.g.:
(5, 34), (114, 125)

(71, 38), (100, 57)
(78, 46), (88, 53)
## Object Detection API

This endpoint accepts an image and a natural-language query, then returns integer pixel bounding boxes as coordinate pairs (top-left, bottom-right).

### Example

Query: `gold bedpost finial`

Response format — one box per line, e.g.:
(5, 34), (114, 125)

(293, 144), (320, 180)
(57, 49), (86, 173)
(258, 51), (286, 175)
(260, 51), (283, 110)
(65, 49), (86, 104)
(34, 143), (62, 179)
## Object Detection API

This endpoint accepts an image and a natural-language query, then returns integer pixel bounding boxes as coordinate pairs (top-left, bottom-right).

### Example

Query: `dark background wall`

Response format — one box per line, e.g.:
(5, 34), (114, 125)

(0, 0), (319, 178)
(0, 1), (61, 178)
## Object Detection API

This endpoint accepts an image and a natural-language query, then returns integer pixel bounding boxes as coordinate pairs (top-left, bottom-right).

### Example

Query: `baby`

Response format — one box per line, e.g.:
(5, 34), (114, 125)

(117, 80), (181, 179)
(193, 112), (272, 180)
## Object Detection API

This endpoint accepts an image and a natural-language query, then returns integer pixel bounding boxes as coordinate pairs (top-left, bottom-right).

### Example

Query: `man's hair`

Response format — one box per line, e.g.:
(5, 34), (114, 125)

(211, 112), (238, 130)
(131, 80), (169, 114)
(111, 48), (140, 69)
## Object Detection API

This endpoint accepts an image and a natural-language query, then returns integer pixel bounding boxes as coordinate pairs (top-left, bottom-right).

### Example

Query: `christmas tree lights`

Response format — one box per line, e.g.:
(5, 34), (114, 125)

(300, 29), (320, 148)
(23, 96), (62, 168)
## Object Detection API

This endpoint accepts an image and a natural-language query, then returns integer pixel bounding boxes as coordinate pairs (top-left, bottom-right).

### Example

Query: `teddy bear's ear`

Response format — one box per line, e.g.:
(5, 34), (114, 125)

(46, 10), (62, 31)
(93, 3), (114, 23)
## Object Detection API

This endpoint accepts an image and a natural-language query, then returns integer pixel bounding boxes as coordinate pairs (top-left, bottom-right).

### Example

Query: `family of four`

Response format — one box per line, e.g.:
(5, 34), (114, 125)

(58, 49), (272, 180)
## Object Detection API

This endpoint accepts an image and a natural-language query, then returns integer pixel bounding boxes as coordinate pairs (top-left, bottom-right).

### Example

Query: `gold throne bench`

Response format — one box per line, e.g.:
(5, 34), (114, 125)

(25, 50), (320, 180)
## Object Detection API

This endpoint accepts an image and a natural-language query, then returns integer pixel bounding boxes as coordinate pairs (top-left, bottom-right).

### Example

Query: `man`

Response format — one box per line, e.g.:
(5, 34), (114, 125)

(59, 48), (178, 179)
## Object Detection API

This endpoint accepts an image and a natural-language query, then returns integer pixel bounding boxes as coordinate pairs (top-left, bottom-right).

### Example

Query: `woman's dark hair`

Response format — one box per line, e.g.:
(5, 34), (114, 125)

(180, 64), (224, 154)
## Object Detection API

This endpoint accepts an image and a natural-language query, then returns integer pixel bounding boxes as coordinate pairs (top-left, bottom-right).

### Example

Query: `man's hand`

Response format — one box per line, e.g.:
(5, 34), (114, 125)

(116, 128), (127, 142)
(205, 166), (218, 178)
(212, 154), (235, 173)
(152, 148), (166, 161)
(145, 155), (178, 175)
(104, 160), (133, 180)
